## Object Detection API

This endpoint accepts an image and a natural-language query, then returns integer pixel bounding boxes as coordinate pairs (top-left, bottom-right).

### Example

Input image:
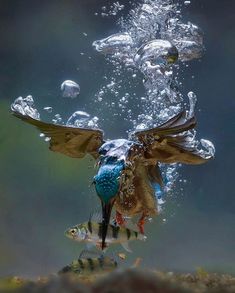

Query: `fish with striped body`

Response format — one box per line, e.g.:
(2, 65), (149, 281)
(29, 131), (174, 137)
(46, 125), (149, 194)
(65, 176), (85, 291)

(65, 215), (146, 252)
(58, 250), (117, 275)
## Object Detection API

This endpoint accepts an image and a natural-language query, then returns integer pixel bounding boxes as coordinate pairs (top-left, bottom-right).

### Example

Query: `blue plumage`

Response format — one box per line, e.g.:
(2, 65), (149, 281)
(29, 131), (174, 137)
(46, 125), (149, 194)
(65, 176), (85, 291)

(94, 160), (125, 204)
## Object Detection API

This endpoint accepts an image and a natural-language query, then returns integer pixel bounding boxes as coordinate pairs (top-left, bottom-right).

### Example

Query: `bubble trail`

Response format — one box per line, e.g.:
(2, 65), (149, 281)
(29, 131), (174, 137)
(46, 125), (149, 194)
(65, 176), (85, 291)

(93, 0), (215, 206)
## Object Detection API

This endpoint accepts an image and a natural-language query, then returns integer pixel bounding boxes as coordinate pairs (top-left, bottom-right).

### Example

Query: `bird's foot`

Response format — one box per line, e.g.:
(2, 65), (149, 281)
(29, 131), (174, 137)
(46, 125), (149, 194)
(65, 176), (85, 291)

(115, 211), (126, 227)
(137, 215), (146, 234)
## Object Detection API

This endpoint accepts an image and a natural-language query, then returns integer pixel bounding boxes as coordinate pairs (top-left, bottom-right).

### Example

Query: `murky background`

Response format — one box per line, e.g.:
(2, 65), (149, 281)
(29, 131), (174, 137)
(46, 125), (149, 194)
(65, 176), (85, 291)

(0, 0), (234, 277)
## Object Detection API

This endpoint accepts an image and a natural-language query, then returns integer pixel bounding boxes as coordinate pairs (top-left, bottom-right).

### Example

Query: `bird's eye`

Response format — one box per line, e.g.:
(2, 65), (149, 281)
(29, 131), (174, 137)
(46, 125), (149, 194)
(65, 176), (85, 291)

(107, 155), (118, 163)
(99, 148), (108, 155)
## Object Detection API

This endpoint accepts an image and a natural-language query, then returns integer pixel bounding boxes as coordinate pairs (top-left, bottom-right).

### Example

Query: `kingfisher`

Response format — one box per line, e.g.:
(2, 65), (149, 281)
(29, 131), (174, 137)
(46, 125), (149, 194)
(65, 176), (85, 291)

(11, 108), (213, 249)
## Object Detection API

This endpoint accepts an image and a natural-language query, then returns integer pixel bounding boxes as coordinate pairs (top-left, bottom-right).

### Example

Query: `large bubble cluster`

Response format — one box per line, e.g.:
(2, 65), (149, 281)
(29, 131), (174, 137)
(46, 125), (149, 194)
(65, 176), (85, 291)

(11, 95), (40, 120)
(93, 0), (205, 127)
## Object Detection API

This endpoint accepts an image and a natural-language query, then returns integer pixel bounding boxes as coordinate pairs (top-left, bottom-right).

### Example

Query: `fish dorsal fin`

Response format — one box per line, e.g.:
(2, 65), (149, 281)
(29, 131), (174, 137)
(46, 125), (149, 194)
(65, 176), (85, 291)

(89, 208), (103, 223)
(78, 249), (103, 259)
(121, 242), (133, 253)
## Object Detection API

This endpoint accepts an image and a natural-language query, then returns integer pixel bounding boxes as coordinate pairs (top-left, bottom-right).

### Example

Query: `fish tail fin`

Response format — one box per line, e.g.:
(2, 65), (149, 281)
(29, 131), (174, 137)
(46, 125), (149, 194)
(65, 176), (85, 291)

(121, 242), (132, 253)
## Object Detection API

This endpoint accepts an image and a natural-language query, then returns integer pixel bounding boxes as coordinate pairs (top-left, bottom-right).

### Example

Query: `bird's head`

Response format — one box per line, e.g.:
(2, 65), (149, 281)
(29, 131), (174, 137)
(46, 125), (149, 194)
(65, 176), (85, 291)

(98, 139), (135, 164)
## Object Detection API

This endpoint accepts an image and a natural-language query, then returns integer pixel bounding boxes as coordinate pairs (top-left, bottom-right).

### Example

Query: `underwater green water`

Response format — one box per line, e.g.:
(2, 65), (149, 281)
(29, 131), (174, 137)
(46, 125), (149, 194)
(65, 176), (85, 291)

(0, 0), (234, 277)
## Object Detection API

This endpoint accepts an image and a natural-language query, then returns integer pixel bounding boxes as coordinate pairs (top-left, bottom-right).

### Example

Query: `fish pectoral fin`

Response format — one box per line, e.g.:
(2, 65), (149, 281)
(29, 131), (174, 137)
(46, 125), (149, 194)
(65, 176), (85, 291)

(121, 242), (132, 253)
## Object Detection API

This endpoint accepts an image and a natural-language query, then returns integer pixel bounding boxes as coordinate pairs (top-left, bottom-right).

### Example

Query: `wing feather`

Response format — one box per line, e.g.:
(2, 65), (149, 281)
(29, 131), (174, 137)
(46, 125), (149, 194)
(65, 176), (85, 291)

(135, 111), (210, 165)
(12, 111), (104, 159)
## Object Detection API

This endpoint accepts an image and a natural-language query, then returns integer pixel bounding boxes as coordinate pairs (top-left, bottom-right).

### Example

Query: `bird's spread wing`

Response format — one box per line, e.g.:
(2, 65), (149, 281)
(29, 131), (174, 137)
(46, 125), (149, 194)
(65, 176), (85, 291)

(12, 111), (104, 159)
(134, 111), (210, 165)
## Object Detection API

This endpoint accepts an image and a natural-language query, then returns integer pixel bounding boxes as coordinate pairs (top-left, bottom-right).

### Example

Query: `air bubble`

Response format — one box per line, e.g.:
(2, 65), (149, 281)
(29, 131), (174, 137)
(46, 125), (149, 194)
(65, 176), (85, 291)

(67, 111), (90, 127)
(200, 139), (215, 159)
(43, 107), (53, 113)
(61, 80), (80, 98)
(187, 91), (197, 118)
(11, 95), (40, 120)
(93, 33), (134, 65)
(184, 0), (191, 5)
(134, 40), (178, 71)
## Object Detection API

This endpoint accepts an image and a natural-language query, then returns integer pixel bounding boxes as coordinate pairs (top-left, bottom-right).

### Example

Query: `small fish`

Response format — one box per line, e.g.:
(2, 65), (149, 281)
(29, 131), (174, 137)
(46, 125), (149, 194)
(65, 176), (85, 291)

(65, 212), (146, 252)
(58, 250), (117, 275)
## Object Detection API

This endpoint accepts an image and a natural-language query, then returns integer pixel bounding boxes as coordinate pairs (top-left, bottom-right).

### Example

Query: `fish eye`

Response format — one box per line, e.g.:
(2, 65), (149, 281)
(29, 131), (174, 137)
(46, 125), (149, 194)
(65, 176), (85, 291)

(70, 228), (77, 235)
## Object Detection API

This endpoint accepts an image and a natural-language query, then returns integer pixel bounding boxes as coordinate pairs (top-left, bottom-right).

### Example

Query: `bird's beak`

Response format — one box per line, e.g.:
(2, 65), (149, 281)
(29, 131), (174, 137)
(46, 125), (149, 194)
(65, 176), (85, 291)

(101, 199), (115, 250)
